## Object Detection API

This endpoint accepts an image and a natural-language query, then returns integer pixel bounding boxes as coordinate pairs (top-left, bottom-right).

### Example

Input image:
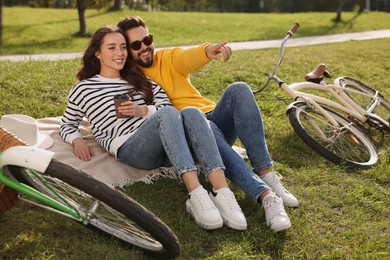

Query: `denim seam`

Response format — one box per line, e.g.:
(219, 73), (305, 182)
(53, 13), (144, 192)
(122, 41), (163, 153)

(203, 166), (226, 179)
(178, 167), (199, 179)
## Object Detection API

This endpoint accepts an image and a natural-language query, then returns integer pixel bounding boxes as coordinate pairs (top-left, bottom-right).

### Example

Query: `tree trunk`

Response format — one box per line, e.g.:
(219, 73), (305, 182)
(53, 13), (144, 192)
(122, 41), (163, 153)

(128, 0), (134, 9)
(357, 0), (366, 13)
(216, 0), (224, 12)
(365, 0), (370, 11)
(113, 0), (121, 10)
(259, 0), (264, 12)
(335, 0), (343, 22)
(77, 0), (88, 36)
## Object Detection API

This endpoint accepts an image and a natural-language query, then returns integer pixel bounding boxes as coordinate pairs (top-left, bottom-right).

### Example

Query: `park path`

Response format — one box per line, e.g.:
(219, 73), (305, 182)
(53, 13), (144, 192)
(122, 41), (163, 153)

(0, 29), (389, 62)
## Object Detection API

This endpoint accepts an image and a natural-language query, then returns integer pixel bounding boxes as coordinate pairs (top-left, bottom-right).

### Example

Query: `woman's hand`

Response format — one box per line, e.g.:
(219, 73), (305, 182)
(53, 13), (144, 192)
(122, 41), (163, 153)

(118, 101), (148, 117)
(72, 137), (95, 161)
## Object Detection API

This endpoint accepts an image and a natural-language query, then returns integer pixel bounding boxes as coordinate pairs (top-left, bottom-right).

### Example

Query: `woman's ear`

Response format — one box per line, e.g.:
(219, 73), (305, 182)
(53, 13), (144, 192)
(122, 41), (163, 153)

(95, 52), (100, 59)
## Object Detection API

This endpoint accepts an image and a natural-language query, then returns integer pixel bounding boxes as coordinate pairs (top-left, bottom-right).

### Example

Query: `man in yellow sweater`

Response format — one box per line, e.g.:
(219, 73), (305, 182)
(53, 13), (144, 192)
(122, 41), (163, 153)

(118, 16), (298, 233)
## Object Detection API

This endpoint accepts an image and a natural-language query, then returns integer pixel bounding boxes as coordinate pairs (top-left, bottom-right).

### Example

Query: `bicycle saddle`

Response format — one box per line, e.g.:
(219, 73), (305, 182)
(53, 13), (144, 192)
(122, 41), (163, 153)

(305, 63), (331, 83)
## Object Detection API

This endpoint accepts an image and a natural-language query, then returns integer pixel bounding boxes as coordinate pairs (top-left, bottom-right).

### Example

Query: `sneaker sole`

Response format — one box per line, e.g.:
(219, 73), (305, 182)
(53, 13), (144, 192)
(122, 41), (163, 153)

(271, 219), (291, 232)
(283, 200), (299, 207)
(209, 195), (247, 231)
(220, 215), (247, 231)
(186, 200), (223, 230)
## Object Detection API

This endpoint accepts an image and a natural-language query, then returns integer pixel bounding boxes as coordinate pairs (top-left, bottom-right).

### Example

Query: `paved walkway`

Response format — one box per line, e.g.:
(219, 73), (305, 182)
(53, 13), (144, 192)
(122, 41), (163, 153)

(1, 29), (389, 62)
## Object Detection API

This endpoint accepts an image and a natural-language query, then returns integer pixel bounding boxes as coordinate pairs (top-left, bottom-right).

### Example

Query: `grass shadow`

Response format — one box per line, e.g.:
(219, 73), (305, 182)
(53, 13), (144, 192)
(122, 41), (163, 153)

(0, 202), (147, 258)
(270, 131), (328, 169)
(300, 11), (364, 37)
(3, 37), (82, 49)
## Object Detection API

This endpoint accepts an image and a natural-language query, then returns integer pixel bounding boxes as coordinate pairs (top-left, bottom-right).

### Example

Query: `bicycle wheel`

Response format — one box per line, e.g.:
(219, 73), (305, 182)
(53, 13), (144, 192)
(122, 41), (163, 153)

(335, 76), (390, 131)
(288, 102), (379, 169)
(6, 160), (180, 259)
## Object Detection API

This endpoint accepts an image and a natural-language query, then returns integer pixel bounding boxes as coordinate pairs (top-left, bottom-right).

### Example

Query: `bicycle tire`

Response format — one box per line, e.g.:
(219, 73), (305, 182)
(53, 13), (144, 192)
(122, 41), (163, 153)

(288, 102), (379, 169)
(6, 160), (180, 259)
(335, 76), (390, 131)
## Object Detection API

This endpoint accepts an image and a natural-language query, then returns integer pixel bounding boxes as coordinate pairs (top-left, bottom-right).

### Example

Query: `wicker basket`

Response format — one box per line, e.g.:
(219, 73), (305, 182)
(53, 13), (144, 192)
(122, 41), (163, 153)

(0, 126), (27, 215)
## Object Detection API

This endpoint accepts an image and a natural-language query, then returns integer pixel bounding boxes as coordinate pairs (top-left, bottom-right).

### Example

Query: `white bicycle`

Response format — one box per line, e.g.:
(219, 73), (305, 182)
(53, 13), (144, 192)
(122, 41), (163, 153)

(253, 23), (390, 169)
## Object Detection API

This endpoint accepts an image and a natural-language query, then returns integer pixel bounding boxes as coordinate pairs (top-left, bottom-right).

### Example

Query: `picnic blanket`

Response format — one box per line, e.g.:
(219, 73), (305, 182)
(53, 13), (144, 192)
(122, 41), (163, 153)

(37, 117), (178, 188)
(36, 117), (248, 188)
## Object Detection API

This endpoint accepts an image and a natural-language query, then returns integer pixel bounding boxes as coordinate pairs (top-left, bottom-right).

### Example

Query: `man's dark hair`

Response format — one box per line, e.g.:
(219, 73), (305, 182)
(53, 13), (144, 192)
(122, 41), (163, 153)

(117, 16), (147, 32)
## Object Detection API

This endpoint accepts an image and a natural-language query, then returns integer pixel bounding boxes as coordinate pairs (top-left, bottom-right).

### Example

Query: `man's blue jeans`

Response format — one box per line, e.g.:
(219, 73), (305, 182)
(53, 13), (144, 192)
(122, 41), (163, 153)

(117, 106), (225, 179)
(207, 82), (272, 202)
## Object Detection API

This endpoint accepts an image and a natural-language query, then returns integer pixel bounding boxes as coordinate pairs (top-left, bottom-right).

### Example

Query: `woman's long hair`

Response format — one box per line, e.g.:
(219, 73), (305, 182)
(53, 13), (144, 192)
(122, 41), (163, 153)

(77, 25), (153, 104)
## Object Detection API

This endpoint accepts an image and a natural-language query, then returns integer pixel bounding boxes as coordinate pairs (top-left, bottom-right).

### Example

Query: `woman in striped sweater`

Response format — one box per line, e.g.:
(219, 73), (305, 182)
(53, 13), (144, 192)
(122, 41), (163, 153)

(59, 26), (247, 231)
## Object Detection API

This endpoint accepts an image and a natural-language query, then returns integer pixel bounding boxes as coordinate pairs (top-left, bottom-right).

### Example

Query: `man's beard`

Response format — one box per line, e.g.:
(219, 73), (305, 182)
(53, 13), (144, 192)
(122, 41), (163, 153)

(135, 47), (154, 68)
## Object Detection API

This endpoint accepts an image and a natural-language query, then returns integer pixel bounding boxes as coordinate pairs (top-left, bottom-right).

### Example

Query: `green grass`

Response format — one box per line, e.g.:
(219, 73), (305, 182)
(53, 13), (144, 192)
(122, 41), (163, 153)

(0, 37), (389, 258)
(1, 7), (390, 54)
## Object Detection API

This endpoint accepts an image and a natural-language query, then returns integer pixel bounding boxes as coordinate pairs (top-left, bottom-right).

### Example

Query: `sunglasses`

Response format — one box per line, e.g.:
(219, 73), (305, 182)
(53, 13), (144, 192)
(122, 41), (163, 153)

(130, 35), (153, 50)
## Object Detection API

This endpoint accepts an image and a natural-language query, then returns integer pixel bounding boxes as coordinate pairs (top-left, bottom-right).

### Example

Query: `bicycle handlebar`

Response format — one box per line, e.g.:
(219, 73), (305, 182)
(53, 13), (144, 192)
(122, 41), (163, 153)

(288, 23), (300, 35)
(252, 23), (300, 94)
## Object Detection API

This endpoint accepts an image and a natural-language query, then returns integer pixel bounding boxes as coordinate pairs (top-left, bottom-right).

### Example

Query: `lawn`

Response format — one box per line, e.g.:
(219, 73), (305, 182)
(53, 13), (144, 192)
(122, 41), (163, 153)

(0, 9), (389, 260)
(1, 7), (390, 54)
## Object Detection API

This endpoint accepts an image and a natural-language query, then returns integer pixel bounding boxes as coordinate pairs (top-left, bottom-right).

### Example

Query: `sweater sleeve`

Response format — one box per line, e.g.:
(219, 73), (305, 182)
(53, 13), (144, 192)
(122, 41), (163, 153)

(170, 42), (212, 76)
(143, 81), (172, 119)
(59, 95), (84, 145)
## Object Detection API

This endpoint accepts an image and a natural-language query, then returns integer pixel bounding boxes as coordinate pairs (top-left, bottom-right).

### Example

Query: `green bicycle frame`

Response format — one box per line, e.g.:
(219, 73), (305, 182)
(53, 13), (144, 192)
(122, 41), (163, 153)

(0, 157), (80, 219)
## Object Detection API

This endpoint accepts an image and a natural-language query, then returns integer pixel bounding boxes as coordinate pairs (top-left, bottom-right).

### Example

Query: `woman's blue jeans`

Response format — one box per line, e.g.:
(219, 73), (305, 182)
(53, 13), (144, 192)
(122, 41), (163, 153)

(117, 106), (224, 179)
(207, 82), (272, 202)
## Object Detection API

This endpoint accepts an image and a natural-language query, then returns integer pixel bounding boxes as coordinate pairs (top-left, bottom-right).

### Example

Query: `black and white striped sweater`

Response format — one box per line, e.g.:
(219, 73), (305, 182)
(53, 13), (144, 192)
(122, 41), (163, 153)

(60, 75), (172, 157)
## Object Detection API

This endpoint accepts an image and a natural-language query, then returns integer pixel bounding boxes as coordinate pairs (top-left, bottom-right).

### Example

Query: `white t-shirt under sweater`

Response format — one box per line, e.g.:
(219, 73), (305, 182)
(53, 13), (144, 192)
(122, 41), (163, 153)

(60, 75), (172, 157)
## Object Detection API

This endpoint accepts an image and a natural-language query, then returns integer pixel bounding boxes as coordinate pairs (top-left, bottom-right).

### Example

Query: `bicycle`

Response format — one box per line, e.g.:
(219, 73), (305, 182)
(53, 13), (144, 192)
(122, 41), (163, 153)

(0, 127), (180, 259)
(252, 23), (390, 169)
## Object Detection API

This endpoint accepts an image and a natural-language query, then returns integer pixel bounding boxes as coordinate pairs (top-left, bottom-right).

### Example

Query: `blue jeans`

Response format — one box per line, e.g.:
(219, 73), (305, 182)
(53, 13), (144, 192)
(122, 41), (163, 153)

(207, 82), (272, 202)
(117, 106), (225, 179)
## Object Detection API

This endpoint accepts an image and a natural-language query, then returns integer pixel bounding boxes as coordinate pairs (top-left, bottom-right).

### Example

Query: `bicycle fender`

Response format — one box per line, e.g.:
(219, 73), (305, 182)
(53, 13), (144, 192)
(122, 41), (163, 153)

(286, 101), (300, 114)
(0, 146), (54, 173)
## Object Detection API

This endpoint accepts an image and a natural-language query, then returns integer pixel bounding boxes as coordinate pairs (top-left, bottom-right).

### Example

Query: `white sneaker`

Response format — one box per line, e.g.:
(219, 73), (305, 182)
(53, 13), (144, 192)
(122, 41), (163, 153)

(186, 188), (223, 230)
(260, 171), (299, 207)
(209, 188), (247, 231)
(262, 192), (291, 232)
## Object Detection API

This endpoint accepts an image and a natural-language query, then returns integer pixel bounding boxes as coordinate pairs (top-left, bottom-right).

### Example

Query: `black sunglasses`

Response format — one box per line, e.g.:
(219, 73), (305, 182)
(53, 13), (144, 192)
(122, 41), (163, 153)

(130, 35), (153, 50)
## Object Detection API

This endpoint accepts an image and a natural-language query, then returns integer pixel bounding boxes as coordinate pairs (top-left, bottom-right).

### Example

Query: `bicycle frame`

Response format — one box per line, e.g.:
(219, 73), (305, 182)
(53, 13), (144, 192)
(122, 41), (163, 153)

(257, 23), (389, 131)
(280, 80), (379, 127)
(0, 146), (81, 219)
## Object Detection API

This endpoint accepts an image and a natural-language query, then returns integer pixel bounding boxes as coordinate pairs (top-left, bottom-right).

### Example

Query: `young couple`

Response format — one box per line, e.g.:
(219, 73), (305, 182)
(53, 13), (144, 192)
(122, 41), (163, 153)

(60, 17), (299, 233)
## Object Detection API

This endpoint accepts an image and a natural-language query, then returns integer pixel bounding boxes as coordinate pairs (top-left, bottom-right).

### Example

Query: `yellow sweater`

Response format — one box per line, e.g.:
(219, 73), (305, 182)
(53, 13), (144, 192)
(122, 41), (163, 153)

(140, 43), (216, 114)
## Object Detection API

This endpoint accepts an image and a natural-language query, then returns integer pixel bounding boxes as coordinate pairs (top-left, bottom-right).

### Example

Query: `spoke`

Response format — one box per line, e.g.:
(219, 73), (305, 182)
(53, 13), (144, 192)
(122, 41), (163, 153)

(300, 109), (371, 163)
(38, 174), (163, 250)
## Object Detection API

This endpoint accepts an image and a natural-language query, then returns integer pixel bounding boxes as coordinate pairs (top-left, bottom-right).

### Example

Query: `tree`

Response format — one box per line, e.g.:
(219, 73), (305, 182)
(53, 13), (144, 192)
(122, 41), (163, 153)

(357, 0), (366, 12)
(335, 0), (343, 22)
(113, 0), (121, 10)
(76, 0), (89, 36)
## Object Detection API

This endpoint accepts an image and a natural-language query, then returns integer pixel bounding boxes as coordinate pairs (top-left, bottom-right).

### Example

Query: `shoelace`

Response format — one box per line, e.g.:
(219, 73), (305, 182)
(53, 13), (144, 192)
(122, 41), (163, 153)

(193, 192), (215, 210)
(267, 173), (292, 195)
(219, 190), (241, 211)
